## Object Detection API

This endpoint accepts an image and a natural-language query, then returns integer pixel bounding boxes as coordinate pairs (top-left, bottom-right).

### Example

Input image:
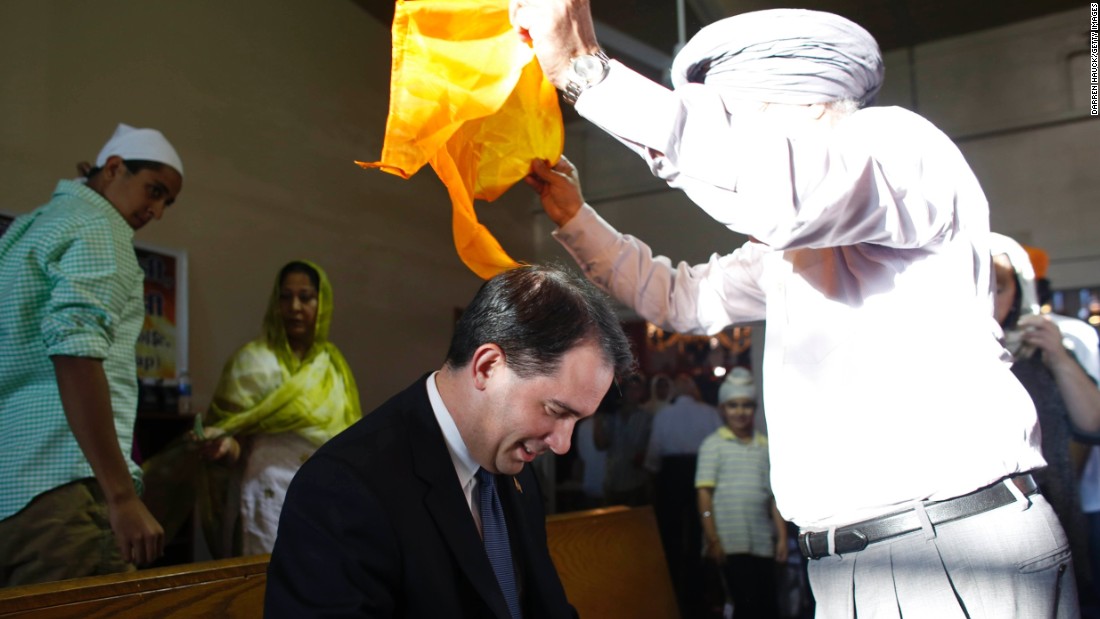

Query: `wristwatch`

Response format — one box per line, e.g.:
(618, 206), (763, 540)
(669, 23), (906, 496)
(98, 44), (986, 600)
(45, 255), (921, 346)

(561, 50), (610, 105)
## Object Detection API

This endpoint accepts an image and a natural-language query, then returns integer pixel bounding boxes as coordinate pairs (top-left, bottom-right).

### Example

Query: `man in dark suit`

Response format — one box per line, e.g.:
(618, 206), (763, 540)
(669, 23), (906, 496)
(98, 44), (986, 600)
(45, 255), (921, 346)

(265, 264), (634, 618)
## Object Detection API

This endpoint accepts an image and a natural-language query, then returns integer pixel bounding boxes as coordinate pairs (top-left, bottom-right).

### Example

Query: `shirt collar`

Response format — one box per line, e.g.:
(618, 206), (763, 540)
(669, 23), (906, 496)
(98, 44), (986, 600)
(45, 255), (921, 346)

(54, 179), (134, 240)
(426, 371), (480, 490)
(718, 426), (766, 445)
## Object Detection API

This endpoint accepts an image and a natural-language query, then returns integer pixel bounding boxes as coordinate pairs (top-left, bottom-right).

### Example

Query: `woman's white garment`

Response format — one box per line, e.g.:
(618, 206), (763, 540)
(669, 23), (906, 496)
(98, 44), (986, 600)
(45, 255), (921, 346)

(239, 432), (317, 555)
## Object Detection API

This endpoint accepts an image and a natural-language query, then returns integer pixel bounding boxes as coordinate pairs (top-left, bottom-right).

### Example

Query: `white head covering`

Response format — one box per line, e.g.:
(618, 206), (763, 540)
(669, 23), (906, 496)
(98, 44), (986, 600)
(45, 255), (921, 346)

(96, 123), (184, 177)
(989, 232), (1041, 358)
(671, 9), (884, 106)
(718, 367), (756, 403)
(989, 232), (1040, 319)
(644, 373), (673, 413)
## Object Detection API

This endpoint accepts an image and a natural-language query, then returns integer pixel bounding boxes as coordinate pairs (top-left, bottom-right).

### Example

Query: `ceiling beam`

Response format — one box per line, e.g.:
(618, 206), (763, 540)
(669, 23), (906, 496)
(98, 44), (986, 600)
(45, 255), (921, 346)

(594, 19), (673, 74)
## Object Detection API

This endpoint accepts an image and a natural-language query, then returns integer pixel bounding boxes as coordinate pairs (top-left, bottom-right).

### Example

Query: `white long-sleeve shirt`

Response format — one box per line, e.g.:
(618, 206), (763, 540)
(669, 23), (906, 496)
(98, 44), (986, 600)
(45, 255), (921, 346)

(557, 62), (1045, 528)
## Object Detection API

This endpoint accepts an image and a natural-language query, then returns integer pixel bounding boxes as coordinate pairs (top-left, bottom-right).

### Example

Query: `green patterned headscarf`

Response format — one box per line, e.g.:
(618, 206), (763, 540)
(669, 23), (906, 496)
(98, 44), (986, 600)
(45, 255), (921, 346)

(205, 260), (361, 445)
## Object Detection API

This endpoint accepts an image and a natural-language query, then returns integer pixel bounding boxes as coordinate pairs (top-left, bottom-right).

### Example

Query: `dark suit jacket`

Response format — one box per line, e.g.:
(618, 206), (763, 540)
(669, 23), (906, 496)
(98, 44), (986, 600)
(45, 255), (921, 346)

(265, 375), (576, 618)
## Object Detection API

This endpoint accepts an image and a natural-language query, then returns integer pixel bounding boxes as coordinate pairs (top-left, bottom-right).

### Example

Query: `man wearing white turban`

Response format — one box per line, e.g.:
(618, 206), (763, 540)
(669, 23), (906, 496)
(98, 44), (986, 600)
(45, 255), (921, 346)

(0, 123), (183, 585)
(513, 2), (1075, 616)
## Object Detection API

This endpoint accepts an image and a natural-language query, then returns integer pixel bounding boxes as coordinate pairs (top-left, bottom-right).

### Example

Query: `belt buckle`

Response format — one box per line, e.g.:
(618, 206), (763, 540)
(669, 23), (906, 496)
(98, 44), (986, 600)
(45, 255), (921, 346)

(800, 527), (871, 560)
(798, 533), (815, 559)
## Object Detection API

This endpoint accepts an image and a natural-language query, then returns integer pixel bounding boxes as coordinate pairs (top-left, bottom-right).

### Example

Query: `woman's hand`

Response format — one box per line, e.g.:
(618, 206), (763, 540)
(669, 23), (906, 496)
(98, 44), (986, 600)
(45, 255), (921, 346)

(195, 427), (241, 464)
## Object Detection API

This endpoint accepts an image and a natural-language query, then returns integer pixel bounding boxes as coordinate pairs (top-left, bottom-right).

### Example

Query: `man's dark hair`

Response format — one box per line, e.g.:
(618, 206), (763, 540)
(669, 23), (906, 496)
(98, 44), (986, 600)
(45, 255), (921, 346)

(445, 264), (634, 378)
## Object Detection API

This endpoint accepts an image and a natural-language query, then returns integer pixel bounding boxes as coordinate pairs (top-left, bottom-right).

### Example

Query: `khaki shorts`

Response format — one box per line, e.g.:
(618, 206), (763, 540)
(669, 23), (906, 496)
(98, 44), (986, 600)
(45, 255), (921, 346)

(0, 479), (134, 587)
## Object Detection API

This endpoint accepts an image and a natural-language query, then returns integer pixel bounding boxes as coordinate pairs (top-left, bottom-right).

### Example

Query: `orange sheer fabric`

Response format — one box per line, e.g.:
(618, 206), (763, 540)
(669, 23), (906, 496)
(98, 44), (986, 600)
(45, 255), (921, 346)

(357, 0), (563, 279)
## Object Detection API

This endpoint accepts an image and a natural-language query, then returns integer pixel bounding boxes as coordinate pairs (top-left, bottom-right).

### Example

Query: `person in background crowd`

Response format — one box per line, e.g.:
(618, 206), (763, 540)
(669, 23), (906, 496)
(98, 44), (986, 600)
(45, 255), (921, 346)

(991, 233), (1100, 603)
(198, 260), (361, 556)
(0, 123), (183, 585)
(646, 373), (721, 616)
(697, 367), (787, 618)
(645, 373), (673, 415)
(1027, 243), (1100, 610)
(571, 414), (607, 508)
(595, 372), (653, 506)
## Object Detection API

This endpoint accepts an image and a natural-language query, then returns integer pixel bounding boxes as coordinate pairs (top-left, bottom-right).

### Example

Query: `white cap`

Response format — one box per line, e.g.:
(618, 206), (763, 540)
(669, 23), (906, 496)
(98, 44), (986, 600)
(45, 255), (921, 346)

(718, 367), (756, 403)
(95, 123), (184, 177)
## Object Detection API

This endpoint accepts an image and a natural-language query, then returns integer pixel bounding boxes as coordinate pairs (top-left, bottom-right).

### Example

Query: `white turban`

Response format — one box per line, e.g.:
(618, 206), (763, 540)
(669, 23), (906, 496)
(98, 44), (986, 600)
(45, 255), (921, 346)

(989, 232), (1040, 319)
(718, 367), (756, 403)
(671, 9), (884, 106)
(96, 123), (184, 177)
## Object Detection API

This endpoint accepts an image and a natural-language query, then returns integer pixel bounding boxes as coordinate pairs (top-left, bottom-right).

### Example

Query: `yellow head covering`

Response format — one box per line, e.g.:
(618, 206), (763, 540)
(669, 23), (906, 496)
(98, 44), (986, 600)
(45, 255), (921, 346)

(205, 260), (361, 445)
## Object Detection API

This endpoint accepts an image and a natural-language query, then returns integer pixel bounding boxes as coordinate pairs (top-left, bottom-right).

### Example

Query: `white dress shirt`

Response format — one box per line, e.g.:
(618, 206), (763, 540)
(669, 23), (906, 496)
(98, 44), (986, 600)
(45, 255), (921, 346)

(558, 62), (1045, 528)
(426, 372), (484, 534)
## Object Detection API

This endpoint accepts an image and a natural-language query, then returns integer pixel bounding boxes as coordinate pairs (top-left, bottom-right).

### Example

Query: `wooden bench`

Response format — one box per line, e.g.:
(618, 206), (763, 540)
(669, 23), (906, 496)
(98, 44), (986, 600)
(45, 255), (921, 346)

(0, 555), (268, 618)
(0, 506), (677, 619)
(547, 505), (681, 619)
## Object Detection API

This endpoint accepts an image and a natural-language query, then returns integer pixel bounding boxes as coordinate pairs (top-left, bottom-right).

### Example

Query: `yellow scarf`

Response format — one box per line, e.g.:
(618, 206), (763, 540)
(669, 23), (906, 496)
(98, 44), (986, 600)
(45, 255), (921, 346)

(358, 0), (564, 279)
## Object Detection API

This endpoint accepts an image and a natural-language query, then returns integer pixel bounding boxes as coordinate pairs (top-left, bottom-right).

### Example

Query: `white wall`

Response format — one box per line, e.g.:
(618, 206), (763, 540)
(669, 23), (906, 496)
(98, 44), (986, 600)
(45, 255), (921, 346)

(883, 8), (1100, 288)
(0, 0), (537, 410)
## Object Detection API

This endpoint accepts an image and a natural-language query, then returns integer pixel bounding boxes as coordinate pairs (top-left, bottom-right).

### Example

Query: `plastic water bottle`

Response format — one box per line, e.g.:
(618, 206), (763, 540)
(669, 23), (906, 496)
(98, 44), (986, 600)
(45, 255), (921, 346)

(178, 371), (192, 415)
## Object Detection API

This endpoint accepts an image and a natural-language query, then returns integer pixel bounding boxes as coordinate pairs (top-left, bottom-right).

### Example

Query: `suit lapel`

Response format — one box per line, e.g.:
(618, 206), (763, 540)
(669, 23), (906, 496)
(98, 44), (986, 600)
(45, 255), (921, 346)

(407, 381), (513, 619)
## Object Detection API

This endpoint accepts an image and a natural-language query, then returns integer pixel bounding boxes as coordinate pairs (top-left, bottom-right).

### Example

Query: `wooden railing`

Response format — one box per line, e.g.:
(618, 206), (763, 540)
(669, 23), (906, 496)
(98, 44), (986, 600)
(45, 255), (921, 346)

(0, 506), (677, 619)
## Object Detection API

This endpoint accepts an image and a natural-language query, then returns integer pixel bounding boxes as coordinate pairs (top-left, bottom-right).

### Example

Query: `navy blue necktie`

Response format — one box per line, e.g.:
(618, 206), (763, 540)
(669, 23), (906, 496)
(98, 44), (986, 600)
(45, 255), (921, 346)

(476, 468), (522, 619)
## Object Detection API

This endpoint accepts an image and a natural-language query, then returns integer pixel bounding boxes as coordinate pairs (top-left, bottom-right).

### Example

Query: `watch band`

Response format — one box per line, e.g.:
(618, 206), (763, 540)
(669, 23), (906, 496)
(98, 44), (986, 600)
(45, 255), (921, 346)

(561, 50), (610, 105)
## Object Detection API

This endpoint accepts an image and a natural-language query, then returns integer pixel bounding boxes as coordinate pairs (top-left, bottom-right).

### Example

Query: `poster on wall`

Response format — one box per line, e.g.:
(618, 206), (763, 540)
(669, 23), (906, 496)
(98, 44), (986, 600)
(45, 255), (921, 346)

(0, 211), (187, 381)
(135, 245), (188, 381)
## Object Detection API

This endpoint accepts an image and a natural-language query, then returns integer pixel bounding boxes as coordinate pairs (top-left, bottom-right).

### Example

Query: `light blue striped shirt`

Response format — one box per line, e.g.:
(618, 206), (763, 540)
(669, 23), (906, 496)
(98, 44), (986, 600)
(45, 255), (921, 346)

(695, 427), (775, 557)
(0, 180), (145, 520)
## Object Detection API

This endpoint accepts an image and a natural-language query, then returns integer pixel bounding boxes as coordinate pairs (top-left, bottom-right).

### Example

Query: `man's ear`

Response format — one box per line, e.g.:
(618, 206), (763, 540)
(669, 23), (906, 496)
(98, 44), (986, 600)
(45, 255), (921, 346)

(85, 156), (125, 193)
(807, 103), (828, 120)
(470, 343), (505, 391)
(100, 155), (126, 181)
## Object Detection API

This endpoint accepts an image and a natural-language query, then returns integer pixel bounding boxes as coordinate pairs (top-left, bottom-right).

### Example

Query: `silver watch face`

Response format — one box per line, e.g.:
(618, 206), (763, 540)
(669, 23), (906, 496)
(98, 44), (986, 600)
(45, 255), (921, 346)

(573, 55), (607, 83)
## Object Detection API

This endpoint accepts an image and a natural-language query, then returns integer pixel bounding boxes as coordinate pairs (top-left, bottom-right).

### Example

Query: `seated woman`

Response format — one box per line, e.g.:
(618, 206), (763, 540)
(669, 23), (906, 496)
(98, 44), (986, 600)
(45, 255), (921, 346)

(201, 260), (361, 556)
